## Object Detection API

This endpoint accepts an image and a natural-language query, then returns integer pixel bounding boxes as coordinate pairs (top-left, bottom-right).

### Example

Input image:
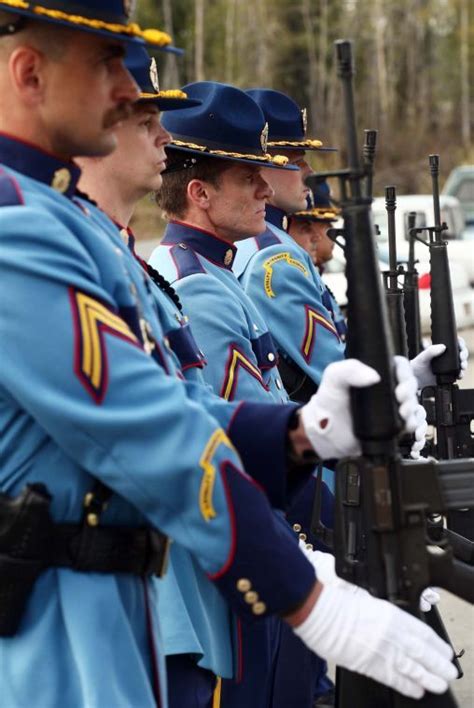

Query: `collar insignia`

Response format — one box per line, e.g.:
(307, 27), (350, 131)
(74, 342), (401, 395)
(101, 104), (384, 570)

(260, 122), (269, 153)
(149, 57), (160, 93)
(282, 215), (288, 232)
(224, 248), (234, 267)
(51, 167), (71, 194)
(301, 108), (308, 135)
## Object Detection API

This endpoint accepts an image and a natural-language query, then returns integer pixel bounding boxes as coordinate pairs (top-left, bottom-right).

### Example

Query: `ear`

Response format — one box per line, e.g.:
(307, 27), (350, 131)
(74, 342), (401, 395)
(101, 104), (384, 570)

(187, 179), (212, 210)
(9, 45), (46, 105)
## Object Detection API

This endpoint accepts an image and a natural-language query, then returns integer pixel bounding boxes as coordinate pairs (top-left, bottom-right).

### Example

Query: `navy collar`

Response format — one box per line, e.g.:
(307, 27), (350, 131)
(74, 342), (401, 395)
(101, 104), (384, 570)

(0, 132), (81, 198)
(265, 204), (288, 232)
(162, 221), (237, 270)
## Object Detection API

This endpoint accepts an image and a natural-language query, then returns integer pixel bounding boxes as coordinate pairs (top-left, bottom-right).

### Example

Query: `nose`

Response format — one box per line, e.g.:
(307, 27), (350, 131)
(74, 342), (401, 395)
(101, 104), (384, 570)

(301, 159), (314, 180)
(156, 121), (172, 148)
(256, 173), (274, 201)
(113, 65), (141, 104)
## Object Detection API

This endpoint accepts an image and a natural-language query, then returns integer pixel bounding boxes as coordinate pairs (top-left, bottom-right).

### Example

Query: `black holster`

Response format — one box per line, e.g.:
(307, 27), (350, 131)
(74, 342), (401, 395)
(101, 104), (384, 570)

(0, 484), (169, 637)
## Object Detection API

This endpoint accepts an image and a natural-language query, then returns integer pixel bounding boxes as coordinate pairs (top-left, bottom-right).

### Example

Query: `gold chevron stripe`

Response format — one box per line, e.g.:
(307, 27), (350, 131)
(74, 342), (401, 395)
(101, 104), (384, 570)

(303, 309), (338, 359)
(222, 349), (264, 401)
(75, 292), (138, 392)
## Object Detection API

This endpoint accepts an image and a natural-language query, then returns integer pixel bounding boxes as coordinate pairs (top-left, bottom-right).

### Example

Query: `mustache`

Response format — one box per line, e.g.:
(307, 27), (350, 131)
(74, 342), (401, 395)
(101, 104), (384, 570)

(103, 102), (134, 129)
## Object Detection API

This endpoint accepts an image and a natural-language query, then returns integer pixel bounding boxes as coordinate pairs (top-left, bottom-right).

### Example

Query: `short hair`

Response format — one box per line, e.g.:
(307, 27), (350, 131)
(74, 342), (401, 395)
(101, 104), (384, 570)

(157, 151), (232, 219)
(0, 12), (71, 60)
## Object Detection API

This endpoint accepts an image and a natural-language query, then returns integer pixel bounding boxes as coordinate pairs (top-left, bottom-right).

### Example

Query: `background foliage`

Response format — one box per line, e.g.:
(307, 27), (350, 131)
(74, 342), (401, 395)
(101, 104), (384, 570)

(132, 0), (473, 237)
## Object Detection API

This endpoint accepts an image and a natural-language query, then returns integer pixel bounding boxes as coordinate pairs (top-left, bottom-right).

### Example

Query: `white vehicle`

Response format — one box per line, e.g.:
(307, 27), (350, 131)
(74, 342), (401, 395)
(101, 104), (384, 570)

(322, 249), (474, 335)
(371, 194), (474, 285)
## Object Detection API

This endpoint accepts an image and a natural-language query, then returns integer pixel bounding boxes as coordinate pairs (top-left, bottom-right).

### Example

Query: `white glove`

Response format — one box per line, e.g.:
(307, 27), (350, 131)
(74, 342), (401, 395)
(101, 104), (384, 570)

(300, 359), (380, 460)
(393, 356), (419, 433)
(410, 337), (469, 389)
(420, 587), (441, 613)
(409, 403), (428, 459)
(458, 336), (469, 379)
(293, 583), (456, 699)
(301, 358), (421, 459)
(300, 542), (440, 613)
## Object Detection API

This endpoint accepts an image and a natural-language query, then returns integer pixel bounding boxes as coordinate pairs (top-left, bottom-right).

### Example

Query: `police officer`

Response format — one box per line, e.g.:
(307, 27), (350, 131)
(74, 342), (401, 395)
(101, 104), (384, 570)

(148, 80), (448, 708)
(77, 45), (327, 707)
(288, 179), (347, 344)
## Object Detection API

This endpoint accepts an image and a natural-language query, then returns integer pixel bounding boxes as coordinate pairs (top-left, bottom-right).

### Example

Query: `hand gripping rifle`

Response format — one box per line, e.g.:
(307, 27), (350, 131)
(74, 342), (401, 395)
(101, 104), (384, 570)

(316, 40), (474, 708)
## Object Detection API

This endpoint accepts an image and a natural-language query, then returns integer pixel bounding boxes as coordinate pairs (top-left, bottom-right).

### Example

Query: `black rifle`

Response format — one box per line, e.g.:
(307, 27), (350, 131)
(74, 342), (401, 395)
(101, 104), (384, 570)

(404, 212), (423, 358)
(415, 157), (474, 539)
(382, 186), (409, 358)
(316, 39), (474, 708)
(381, 190), (464, 677)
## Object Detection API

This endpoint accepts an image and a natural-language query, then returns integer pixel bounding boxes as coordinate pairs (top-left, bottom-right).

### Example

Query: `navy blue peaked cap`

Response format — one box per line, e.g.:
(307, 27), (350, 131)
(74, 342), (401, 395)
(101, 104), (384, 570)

(161, 81), (297, 170)
(125, 45), (200, 111)
(292, 179), (339, 221)
(0, 0), (181, 52)
(246, 89), (336, 152)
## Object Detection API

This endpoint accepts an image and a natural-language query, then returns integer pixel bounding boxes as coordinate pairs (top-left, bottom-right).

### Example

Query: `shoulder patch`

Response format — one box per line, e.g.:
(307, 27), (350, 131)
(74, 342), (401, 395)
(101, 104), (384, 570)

(0, 168), (24, 207)
(170, 242), (207, 280)
(262, 251), (309, 298)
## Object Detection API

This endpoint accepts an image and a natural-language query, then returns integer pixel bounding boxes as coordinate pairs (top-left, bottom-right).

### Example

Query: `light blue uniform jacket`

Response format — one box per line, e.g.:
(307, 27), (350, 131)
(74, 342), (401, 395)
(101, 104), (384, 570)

(234, 206), (346, 387)
(149, 221), (335, 682)
(0, 137), (315, 707)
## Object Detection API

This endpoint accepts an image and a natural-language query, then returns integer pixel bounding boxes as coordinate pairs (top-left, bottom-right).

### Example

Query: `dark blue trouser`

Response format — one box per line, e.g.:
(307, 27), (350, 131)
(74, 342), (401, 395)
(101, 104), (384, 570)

(166, 654), (216, 708)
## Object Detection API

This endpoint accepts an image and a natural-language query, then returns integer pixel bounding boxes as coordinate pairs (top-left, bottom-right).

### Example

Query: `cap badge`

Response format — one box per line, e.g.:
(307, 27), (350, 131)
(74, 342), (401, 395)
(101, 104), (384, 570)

(123, 0), (137, 19)
(301, 108), (308, 135)
(51, 168), (71, 194)
(260, 122), (269, 153)
(224, 249), (233, 266)
(149, 57), (160, 93)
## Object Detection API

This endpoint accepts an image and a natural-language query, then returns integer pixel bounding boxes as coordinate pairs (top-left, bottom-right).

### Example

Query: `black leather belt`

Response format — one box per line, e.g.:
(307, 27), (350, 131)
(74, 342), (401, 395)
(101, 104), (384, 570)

(48, 523), (170, 577)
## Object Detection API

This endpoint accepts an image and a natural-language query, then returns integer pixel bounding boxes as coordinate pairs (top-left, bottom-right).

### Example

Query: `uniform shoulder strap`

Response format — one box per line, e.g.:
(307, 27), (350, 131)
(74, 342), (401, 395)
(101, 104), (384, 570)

(0, 167), (24, 207)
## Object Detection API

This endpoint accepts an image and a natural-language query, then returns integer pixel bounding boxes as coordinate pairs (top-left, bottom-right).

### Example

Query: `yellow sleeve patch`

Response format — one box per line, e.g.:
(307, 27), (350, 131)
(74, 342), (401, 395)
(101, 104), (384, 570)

(262, 252), (309, 298)
(199, 429), (236, 521)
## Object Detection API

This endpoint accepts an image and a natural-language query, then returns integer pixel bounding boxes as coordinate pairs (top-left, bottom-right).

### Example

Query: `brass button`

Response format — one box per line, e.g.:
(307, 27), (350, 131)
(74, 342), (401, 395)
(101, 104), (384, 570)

(306, 544), (314, 551)
(51, 167), (71, 194)
(244, 591), (259, 604)
(252, 602), (267, 615)
(267, 352), (275, 362)
(293, 523), (302, 533)
(237, 578), (251, 592)
(298, 533), (307, 542)
(86, 513), (99, 527)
